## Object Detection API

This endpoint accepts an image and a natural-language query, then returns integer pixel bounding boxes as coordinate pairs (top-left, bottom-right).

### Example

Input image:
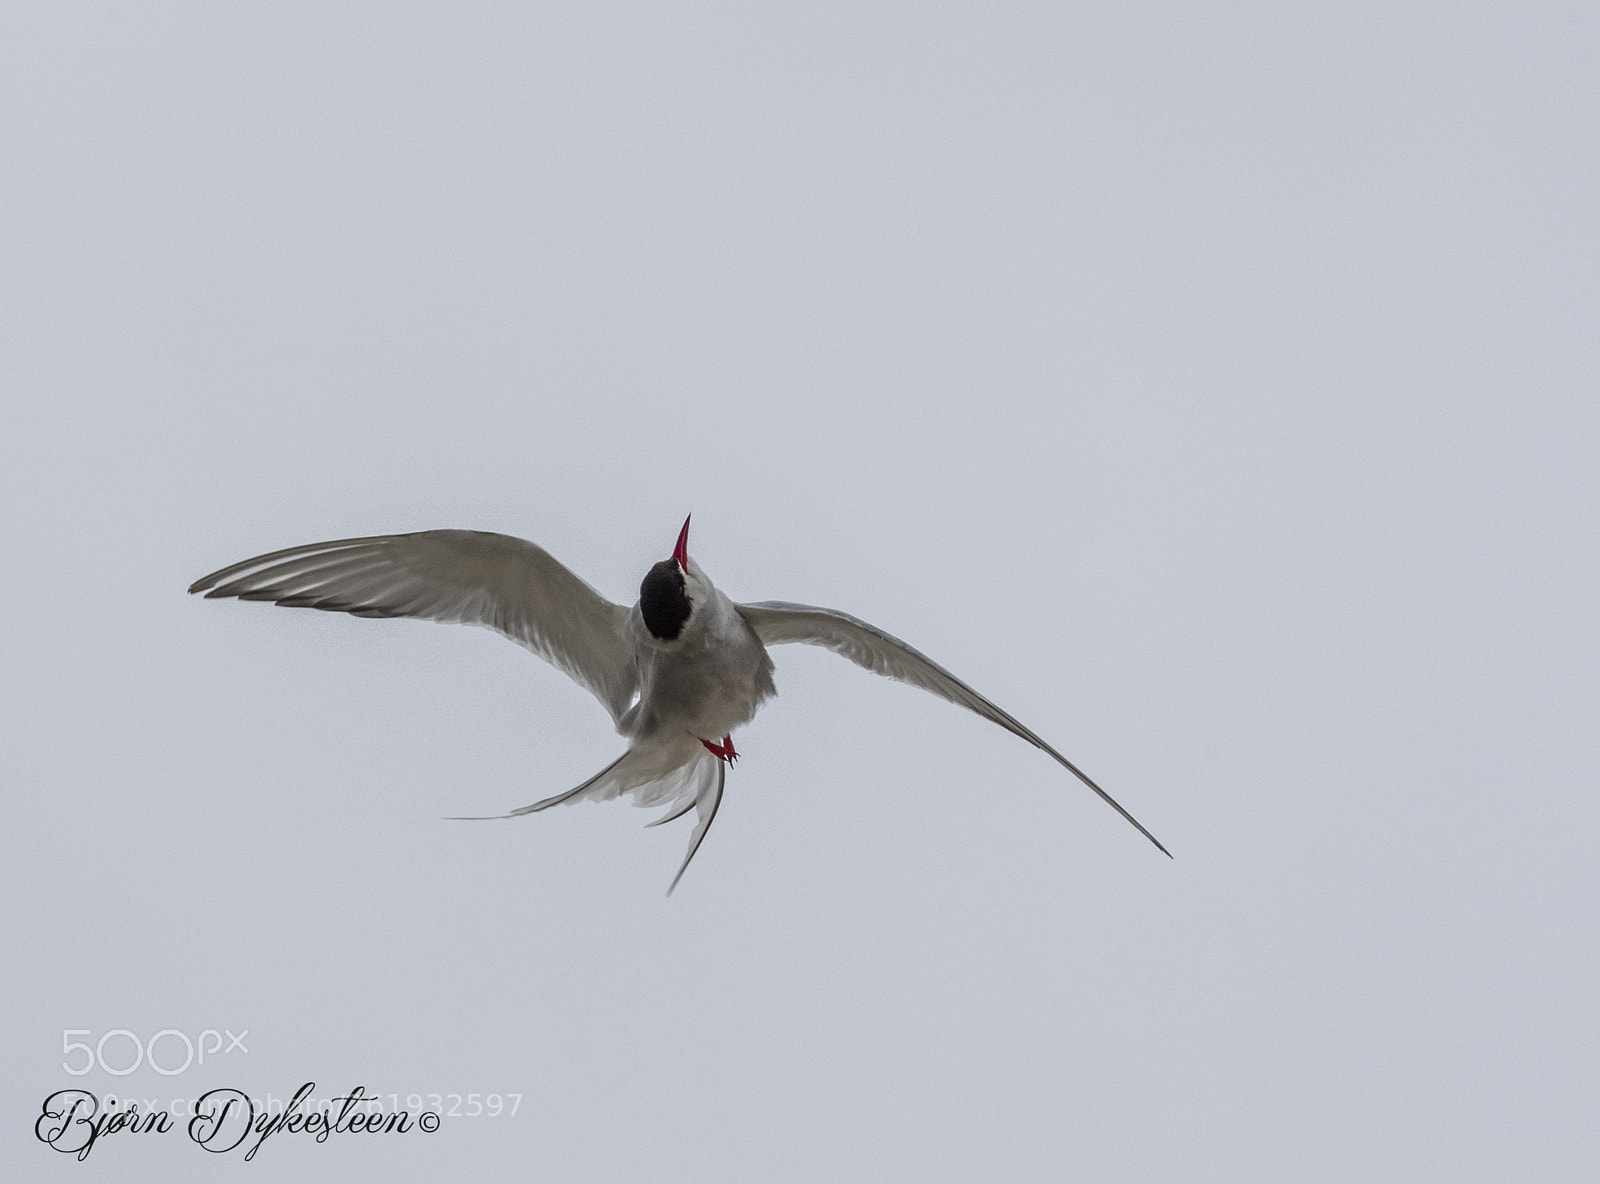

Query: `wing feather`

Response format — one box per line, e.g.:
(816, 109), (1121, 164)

(737, 600), (1170, 857)
(191, 531), (638, 721)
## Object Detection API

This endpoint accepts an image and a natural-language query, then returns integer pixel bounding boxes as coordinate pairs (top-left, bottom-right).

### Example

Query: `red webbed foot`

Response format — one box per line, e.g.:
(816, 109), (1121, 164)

(699, 734), (738, 763)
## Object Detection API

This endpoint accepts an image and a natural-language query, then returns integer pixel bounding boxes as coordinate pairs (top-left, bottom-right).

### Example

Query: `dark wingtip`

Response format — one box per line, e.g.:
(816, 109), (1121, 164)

(1135, 819), (1173, 859)
(1134, 823), (1173, 859)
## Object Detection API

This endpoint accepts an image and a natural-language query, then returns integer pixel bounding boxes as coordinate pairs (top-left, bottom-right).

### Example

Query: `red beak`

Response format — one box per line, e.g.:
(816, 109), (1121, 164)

(672, 515), (691, 569)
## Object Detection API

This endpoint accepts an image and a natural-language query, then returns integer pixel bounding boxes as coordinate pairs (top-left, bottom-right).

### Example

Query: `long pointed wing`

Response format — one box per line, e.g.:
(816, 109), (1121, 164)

(736, 600), (1170, 857)
(190, 531), (638, 722)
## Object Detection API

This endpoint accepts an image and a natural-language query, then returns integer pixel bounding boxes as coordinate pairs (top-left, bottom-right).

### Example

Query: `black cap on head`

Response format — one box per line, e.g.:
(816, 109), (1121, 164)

(640, 559), (691, 641)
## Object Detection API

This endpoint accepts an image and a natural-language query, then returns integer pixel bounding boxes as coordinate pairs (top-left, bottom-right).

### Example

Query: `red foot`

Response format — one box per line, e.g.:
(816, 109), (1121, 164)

(700, 734), (738, 763)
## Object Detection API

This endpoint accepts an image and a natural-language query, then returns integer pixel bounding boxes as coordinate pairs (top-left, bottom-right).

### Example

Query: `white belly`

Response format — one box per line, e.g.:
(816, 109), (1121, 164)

(624, 594), (776, 742)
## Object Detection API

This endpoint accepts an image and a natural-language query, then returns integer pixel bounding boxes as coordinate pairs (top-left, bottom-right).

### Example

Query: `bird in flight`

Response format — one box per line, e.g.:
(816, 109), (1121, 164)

(190, 516), (1169, 891)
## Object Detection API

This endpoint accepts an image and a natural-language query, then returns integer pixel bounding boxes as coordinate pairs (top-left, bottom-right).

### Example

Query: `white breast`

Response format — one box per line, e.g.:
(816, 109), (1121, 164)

(624, 589), (775, 743)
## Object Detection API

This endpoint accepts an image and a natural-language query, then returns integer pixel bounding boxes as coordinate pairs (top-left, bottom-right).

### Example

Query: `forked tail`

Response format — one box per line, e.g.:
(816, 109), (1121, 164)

(446, 740), (729, 894)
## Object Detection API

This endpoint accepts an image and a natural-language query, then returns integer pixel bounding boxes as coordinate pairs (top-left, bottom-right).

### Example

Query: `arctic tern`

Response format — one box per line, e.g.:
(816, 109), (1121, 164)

(190, 516), (1169, 891)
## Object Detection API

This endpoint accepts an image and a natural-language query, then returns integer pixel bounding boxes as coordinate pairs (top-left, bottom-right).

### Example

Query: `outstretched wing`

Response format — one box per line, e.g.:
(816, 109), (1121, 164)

(736, 600), (1170, 857)
(449, 739), (727, 895)
(190, 531), (638, 722)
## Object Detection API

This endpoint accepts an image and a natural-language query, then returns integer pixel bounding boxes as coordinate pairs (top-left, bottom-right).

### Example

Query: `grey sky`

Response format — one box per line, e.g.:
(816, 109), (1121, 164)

(3, 4), (1597, 1180)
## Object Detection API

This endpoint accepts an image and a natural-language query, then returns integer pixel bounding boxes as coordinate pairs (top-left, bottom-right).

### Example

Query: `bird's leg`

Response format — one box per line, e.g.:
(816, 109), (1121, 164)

(699, 734), (738, 763)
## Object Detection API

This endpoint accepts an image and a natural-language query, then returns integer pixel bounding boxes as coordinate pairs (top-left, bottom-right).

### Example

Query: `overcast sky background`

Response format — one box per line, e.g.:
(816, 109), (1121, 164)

(3, 4), (1597, 1180)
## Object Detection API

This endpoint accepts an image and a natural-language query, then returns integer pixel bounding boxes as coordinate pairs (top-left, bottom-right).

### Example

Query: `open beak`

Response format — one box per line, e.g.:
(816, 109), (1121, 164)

(672, 515), (691, 570)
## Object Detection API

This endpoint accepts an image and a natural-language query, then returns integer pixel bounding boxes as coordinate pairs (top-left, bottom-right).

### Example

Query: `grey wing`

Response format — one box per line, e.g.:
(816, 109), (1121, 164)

(190, 531), (638, 722)
(736, 600), (1170, 857)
